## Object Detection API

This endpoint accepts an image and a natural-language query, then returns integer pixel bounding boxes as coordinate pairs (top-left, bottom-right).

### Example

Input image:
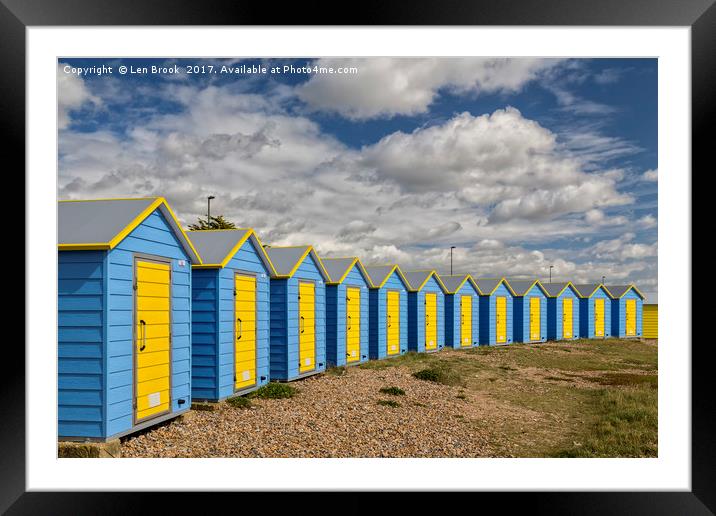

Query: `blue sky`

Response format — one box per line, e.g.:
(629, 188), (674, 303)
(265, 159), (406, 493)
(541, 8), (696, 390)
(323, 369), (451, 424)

(58, 57), (658, 290)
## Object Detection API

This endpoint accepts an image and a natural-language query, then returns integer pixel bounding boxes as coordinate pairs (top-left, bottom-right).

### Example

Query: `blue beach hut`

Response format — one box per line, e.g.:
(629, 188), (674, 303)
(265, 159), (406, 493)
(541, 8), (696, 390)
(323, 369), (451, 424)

(473, 278), (516, 345)
(187, 229), (275, 401)
(543, 282), (580, 341)
(574, 284), (613, 339)
(321, 257), (372, 367)
(58, 197), (202, 442)
(507, 279), (548, 344)
(363, 265), (410, 360)
(265, 246), (329, 381)
(441, 274), (481, 349)
(605, 285), (645, 338)
(403, 270), (448, 353)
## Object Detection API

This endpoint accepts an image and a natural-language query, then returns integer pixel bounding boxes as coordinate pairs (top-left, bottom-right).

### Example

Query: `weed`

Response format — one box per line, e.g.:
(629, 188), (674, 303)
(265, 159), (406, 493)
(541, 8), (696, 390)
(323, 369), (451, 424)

(412, 365), (464, 386)
(249, 383), (298, 399)
(379, 386), (405, 396)
(226, 396), (252, 409)
(377, 399), (401, 408)
(326, 366), (347, 376)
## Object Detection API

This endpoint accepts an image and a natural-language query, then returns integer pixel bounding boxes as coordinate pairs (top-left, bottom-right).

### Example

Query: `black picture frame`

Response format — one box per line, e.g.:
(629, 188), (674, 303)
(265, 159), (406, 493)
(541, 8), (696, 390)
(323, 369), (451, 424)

(4, 0), (706, 512)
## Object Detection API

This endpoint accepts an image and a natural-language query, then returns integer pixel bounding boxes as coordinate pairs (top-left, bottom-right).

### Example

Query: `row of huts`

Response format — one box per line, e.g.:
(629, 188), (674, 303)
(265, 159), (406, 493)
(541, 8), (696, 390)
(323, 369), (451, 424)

(58, 198), (648, 442)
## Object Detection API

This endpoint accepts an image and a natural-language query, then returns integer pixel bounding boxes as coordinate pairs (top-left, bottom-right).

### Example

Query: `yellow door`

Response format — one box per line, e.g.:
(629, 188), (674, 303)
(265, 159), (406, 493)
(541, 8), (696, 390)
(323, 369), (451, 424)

(460, 295), (472, 347)
(386, 290), (400, 355)
(346, 287), (361, 363)
(594, 298), (605, 337)
(562, 297), (573, 339)
(529, 297), (541, 341)
(496, 296), (507, 343)
(625, 299), (636, 336)
(134, 259), (171, 423)
(425, 293), (437, 350)
(298, 282), (315, 373)
(234, 274), (256, 390)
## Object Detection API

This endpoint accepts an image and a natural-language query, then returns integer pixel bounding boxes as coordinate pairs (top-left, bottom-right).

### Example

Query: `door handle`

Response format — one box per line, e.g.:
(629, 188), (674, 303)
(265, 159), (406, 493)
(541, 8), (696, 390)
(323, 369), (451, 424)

(139, 320), (146, 351)
(237, 317), (242, 340)
(300, 315), (305, 333)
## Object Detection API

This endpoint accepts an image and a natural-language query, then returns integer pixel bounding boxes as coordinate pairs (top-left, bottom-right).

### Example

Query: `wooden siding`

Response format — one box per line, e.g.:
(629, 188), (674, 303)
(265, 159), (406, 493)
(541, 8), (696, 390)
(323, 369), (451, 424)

(579, 287), (612, 339)
(643, 305), (658, 338)
(326, 265), (370, 367)
(611, 289), (643, 338)
(546, 285), (580, 341)
(478, 283), (514, 345)
(444, 282), (480, 349)
(407, 276), (445, 353)
(269, 253), (326, 380)
(368, 271), (408, 360)
(58, 250), (107, 439)
(513, 284), (547, 343)
(104, 209), (192, 438)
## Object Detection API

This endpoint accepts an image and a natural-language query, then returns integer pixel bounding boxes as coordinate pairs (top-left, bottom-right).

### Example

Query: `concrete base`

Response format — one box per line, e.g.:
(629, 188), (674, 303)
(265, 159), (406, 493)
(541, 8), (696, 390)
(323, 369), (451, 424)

(191, 401), (222, 412)
(58, 439), (121, 458)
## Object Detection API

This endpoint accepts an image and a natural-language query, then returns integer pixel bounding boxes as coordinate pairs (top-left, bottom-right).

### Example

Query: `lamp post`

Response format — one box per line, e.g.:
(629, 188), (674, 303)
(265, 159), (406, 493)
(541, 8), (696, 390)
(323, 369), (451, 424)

(207, 195), (215, 225)
(601, 275), (606, 284)
(549, 265), (554, 283)
(450, 246), (456, 275)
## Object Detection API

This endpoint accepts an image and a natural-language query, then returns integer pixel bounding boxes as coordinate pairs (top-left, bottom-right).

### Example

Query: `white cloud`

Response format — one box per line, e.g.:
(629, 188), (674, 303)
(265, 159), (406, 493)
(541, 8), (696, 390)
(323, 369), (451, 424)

(57, 63), (100, 129)
(296, 58), (562, 119)
(642, 169), (658, 182)
(58, 71), (656, 290)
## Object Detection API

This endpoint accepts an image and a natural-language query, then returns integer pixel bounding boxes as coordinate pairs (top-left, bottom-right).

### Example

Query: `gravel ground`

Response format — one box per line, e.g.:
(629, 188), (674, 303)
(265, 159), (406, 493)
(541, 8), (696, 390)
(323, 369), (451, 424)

(121, 363), (518, 458)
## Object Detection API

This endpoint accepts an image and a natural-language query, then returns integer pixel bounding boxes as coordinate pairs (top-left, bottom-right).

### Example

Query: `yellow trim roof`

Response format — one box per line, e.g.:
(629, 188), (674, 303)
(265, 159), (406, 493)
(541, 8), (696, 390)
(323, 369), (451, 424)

(188, 228), (277, 276)
(58, 197), (203, 264)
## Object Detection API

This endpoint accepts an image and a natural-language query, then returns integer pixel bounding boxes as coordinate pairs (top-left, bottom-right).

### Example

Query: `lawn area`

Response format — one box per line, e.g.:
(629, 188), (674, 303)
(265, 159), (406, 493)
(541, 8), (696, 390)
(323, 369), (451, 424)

(360, 338), (658, 457)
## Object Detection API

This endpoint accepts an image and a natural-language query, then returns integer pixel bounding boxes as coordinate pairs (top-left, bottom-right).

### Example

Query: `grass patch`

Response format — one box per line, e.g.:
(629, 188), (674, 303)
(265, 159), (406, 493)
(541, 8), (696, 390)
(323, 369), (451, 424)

(544, 376), (573, 382)
(552, 388), (657, 457)
(412, 365), (464, 386)
(226, 396), (252, 409)
(377, 399), (401, 408)
(456, 394), (467, 400)
(249, 383), (298, 399)
(379, 386), (405, 396)
(588, 373), (658, 389)
(326, 366), (347, 376)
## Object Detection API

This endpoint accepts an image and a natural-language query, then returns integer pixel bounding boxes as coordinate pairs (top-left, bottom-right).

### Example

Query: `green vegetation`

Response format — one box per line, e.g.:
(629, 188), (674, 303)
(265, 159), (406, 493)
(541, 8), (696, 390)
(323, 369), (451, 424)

(377, 399), (401, 408)
(226, 396), (252, 409)
(326, 366), (347, 376)
(249, 383), (298, 399)
(379, 386), (405, 396)
(358, 338), (657, 457)
(188, 215), (237, 230)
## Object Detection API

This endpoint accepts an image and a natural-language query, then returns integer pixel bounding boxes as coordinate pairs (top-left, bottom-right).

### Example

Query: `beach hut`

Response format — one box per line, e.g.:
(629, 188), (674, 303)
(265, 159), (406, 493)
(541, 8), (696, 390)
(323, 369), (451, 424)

(473, 278), (516, 345)
(58, 197), (202, 441)
(187, 229), (275, 401)
(363, 265), (410, 360)
(543, 282), (581, 341)
(265, 246), (329, 381)
(642, 292), (658, 339)
(403, 270), (448, 353)
(574, 284), (613, 339)
(507, 279), (548, 344)
(441, 274), (481, 349)
(322, 257), (372, 367)
(605, 285), (645, 338)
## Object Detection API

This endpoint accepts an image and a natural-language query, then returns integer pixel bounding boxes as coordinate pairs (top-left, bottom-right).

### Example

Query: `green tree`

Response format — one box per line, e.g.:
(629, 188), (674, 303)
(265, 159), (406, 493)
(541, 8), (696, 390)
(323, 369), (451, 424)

(188, 215), (237, 230)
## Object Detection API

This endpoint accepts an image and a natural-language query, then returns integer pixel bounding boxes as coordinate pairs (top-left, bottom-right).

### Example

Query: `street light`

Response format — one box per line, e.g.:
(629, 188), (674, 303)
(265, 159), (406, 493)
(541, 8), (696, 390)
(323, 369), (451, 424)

(549, 265), (554, 283)
(207, 195), (215, 224)
(601, 275), (606, 284)
(450, 246), (456, 275)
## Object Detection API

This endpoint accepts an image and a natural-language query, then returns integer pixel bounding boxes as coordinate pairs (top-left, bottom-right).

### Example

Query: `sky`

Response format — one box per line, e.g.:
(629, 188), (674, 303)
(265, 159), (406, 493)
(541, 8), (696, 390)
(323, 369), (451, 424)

(57, 57), (657, 290)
